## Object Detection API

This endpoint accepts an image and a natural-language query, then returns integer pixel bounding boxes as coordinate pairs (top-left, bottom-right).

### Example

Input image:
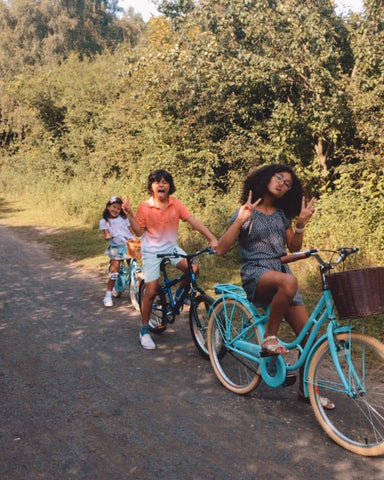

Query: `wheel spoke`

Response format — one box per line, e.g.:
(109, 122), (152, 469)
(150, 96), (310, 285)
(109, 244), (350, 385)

(308, 333), (384, 456)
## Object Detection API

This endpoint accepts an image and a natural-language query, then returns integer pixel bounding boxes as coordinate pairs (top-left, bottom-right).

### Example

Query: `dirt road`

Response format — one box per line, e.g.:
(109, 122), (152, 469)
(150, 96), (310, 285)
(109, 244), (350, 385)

(0, 222), (383, 479)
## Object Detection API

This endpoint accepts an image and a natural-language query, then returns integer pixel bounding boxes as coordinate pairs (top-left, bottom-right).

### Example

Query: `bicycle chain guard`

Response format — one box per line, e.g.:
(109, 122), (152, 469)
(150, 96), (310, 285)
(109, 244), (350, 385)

(259, 355), (287, 388)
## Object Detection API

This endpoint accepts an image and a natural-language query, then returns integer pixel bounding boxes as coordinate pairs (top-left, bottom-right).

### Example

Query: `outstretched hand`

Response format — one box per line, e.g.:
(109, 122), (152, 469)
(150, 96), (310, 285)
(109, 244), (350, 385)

(121, 196), (133, 216)
(297, 196), (315, 226)
(237, 191), (262, 223)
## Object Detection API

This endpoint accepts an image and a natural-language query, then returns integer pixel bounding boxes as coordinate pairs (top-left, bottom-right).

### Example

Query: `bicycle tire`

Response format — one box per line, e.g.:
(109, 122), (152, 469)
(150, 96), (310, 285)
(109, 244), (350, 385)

(129, 266), (142, 311)
(189, 293), (214, 360)
(207, 298), (262, 394)
(307, 332), (384, 456)
(138, 281), (167, 334)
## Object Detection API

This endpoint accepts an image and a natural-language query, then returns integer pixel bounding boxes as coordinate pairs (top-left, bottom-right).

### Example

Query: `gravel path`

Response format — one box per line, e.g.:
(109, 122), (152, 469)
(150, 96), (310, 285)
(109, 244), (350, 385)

(0, 222), (382, 479)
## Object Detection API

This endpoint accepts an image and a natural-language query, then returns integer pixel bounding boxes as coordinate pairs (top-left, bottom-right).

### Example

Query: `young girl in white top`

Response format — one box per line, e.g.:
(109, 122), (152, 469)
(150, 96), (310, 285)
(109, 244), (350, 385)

(99, 196), (135, 307)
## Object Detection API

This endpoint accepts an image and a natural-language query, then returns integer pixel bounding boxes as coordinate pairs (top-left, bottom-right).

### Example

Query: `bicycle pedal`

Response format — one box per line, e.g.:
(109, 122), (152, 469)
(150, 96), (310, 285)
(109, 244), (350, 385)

(283, 373), (297, 387)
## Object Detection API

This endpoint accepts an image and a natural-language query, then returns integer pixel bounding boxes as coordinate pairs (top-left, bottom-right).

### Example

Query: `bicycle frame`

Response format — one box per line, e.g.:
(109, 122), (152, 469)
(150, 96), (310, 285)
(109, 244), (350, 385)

(115, 258), (138, 291)
(159, 255), (204, 316)
(212, 247), (360, 392)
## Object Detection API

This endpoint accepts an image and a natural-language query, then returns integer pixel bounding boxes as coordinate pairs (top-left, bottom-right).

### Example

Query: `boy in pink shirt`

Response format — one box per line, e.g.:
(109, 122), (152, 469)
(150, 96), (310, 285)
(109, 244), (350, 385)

(124, 169), (217, 350)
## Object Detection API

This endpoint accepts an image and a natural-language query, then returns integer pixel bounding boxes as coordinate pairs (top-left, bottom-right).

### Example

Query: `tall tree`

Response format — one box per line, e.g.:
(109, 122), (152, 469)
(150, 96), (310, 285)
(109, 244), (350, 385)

(0, 0), (144, 77)
(348, 0), (384, 167)
(136, 0), (354, 191)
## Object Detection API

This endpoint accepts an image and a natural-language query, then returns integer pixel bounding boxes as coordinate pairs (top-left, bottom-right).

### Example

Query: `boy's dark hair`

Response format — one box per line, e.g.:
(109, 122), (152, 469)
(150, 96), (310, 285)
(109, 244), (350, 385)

(147, 169), (176, 195)
(102, 196), (126, 222)
(241, 164), (303, 219)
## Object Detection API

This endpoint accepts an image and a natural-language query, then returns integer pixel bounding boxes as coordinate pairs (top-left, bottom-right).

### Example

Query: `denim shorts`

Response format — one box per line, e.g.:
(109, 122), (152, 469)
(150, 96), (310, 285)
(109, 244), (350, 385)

(104, 244), (129, 260)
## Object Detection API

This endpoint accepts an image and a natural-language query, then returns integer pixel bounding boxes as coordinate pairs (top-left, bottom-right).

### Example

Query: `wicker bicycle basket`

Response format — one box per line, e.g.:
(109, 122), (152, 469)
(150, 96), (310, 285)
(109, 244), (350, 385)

(127, 239), (142, 260)
(326, 266), (384, 319)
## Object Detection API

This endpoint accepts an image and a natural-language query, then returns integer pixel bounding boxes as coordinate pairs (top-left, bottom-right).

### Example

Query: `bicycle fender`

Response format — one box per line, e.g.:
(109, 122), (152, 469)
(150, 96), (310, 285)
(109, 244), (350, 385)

(210, 294), (268, 328)
(302, 325), (353, 397)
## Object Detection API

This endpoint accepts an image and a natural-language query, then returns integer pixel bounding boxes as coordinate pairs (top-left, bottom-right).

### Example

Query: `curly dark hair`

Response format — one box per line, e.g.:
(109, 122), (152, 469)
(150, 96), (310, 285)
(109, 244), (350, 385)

(147, 169), (176, 195)
(102, 196), (126, 222)
(241, 164), (303, 219)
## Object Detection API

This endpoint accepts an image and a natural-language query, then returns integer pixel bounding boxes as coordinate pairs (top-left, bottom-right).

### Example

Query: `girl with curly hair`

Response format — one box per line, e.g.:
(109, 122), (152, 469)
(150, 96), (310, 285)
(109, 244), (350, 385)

(216, 164), (334, 409)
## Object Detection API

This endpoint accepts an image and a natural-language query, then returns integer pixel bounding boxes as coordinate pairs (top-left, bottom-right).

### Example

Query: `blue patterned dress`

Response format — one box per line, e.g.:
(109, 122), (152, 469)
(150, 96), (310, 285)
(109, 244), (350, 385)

(230, 208), (304, 306)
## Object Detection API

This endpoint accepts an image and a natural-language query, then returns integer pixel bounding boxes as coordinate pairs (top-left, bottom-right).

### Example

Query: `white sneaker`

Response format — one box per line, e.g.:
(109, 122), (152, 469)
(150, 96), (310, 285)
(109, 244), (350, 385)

(103, 295), (113, 307)
(140, 333), (156, 350)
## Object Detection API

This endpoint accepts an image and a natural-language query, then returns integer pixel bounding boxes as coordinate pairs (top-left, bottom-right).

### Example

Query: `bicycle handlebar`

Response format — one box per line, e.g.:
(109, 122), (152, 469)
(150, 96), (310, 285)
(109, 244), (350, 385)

(157, 247), (215, 259)
(280, 248), (319, 264)
(280, 247), (360, 267)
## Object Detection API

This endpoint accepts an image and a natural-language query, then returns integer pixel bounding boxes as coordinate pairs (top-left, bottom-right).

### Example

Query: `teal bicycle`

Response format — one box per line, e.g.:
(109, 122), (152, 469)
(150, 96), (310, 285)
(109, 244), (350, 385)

(110, 257), (143, 311)
(207, 247), (384, 456)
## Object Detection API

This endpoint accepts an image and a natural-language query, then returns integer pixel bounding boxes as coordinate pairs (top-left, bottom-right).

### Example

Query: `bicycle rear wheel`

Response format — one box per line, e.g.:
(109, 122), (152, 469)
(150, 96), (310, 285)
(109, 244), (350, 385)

(207, 298), (262, 394)
(138, 281), (167, 334)
(307, 332), (384, 456)
(129, 265), (142, 311)
(189, 293), (214, 360)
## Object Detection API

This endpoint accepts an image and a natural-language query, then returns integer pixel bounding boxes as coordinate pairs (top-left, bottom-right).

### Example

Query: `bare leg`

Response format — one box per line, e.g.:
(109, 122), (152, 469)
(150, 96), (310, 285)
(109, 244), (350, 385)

(141, 279), (159, 326)
(255, 271), (298, 353)
(285, 304), (309, 393)
(286, 305), (335, 409)
(107, 259), (120, 291)
(176, 259), (199, 290)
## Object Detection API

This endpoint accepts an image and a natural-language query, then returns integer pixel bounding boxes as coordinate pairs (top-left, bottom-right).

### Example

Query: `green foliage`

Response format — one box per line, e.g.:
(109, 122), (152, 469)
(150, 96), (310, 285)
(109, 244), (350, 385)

(306, 176), (384, 266)
(122, 0), (357, 193)
(0, 0), (145, 78)
(1, 0), (384, 275)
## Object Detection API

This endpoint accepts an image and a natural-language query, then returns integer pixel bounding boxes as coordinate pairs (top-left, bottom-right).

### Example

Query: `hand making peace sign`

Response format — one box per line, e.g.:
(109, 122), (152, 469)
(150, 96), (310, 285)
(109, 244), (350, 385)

(121, 196), (133, 217)
(297, 196), (315, 227)
(237, 190), (263, 224)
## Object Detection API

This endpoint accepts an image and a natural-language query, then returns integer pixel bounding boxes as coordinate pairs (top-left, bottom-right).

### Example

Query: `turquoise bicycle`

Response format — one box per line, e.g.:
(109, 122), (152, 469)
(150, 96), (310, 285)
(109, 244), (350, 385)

(207, 247), (384, 456)
(110, 257), (143, 311)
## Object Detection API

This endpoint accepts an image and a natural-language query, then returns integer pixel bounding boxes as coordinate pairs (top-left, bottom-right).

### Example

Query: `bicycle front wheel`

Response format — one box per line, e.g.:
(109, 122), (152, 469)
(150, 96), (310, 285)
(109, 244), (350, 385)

(207, 298), (262, 395)
(129, 266), (142, 311)
(308, 333), (384, 456)
(189, 293), (214, 360)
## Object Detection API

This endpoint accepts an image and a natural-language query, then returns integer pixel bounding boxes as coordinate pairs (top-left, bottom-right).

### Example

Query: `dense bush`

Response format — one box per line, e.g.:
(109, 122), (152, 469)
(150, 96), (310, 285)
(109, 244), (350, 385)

(0, 0), (383, 270)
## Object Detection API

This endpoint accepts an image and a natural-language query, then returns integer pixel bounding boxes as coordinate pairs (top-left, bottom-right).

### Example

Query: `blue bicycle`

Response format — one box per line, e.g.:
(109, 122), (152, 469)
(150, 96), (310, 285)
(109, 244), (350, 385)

(139, 247), (215, 358)
(207, 247), (384, 456)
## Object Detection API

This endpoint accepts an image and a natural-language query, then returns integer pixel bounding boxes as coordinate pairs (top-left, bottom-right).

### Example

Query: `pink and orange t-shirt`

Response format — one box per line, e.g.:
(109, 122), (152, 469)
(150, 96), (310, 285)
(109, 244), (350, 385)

(135, 196), (191, 258)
